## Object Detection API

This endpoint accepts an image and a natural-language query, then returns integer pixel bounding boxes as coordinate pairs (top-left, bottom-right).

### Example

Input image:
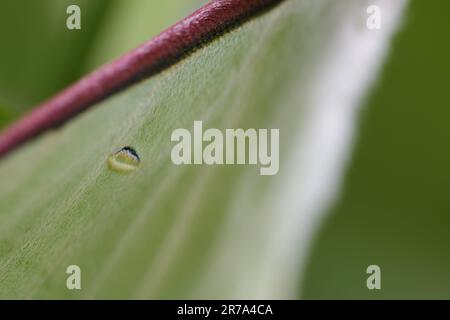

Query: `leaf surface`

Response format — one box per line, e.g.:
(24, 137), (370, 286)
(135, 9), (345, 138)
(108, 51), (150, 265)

(0, 0), (406, 299)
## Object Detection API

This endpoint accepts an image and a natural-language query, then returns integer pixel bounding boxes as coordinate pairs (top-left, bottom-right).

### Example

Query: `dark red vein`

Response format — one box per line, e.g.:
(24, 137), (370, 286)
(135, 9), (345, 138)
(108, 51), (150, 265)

(0, 0), (285, 159)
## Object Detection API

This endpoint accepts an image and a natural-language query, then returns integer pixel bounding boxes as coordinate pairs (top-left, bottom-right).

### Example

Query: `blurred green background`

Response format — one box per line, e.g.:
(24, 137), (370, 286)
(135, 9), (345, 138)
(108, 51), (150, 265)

(0, 0), (449, 299)
(302, 0), (450, 299)
(0, 0), (204, 127)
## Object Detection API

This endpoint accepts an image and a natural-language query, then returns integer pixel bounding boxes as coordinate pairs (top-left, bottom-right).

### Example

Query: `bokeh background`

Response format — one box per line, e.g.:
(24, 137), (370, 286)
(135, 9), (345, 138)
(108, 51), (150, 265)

(302, 0), (450, 299)
(0, 0), (207, 127)
(0, 0), (449, 299)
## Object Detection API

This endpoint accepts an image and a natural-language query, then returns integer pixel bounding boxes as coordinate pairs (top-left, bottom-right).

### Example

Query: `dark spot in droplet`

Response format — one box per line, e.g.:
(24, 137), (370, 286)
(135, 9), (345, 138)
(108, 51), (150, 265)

(107, 146), (140, 173)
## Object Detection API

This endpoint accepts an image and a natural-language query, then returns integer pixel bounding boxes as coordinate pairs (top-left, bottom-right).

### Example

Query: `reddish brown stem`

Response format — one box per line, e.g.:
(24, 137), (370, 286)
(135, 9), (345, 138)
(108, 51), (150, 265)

(0, 0), (285, 159)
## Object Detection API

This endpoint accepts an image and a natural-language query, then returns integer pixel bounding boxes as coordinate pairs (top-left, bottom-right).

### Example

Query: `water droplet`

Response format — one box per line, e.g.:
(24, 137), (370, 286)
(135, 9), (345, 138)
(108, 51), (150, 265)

(107, 146), (140, 173)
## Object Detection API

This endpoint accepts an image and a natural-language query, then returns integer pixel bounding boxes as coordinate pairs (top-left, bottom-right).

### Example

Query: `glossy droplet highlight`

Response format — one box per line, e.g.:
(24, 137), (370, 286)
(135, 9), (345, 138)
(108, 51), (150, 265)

(107, 146), (140, 173)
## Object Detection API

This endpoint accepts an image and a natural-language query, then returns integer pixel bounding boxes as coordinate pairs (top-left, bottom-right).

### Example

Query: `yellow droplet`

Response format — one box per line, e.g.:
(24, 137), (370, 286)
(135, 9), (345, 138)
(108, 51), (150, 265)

(107, 146), (140, 173)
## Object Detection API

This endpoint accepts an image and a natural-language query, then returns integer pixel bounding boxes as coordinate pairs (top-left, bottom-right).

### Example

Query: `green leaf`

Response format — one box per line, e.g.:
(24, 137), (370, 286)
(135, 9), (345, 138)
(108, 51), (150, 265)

(0, 0), (405, 299)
